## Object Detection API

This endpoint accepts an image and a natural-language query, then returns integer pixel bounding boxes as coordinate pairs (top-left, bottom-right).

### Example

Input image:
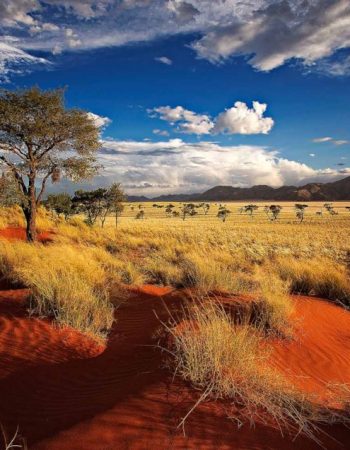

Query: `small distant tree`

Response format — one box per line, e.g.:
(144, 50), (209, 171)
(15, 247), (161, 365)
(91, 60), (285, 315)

(217, 207), (231, 222)
(105, 183), (125, 228)
(0, 87), (100, 241)
(72, 189), (106, 226)
(45, 193), (72, 220)
(199, 202), (210, 215)
(165, 204), (174, 217)
(265, 204), (282, 221)
(172, 210), (180, 217)
(295, 204), (308, 223)
(181, 203), (197, 220)
(323, 203), (338, 215)
(244, 204), (259, 217)
(136, 210), (145, 220)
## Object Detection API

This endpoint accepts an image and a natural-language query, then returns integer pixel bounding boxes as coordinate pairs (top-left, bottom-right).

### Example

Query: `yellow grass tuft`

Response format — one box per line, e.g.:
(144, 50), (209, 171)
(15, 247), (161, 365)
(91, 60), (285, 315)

(165, 300), (348, 442)
(0, 241), (115, 340)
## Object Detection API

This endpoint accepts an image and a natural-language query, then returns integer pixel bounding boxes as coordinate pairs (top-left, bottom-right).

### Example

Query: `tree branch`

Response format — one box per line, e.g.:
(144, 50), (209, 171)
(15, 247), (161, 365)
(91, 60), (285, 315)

(36, 168), (55, 205)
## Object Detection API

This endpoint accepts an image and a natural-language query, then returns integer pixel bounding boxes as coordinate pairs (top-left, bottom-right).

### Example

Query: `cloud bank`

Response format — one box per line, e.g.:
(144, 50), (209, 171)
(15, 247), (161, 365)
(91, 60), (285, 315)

(89, 138), (349, 196)
(2, 0), (350, 79)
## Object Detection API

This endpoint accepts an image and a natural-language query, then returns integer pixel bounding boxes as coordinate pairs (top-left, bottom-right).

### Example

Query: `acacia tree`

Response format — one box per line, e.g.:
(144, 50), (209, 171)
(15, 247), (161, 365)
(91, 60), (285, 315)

(45, 193), (72, 220)
(295, 204), (308, 223)
(72, 188), (106, 226)
(107, 183), (125, 228)
(0, 87), (100, 241)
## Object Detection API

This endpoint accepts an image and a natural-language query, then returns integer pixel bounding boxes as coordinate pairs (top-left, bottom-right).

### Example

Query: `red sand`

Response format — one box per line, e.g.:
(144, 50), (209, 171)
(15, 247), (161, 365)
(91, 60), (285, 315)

(0, 227), (54, 243)
(0, 285), (349, 449)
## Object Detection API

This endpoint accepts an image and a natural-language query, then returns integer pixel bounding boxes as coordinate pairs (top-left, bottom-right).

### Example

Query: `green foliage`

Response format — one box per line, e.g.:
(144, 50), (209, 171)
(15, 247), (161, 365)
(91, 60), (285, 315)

(45, 193), (72, 220)
(0, 87), (101, 240)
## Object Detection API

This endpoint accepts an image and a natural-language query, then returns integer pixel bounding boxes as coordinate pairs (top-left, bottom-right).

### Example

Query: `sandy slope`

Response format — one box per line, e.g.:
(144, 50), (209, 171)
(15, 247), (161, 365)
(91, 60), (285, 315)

(0, 281), (348, 449)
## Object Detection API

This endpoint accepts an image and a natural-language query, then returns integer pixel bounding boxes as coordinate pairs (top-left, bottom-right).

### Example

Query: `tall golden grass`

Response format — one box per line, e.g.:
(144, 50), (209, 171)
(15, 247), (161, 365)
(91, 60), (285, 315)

(0, 241), (115, 340)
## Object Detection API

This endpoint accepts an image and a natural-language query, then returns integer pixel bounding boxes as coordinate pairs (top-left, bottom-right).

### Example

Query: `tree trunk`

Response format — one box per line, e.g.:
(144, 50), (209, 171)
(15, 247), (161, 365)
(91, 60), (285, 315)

(24, 173), (37, 242)
(115, 213), (118, 228)
(23, 204), (37, 242)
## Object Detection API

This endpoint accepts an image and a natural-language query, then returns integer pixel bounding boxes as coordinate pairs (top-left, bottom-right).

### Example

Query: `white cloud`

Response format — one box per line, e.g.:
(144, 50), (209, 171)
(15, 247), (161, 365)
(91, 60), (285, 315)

(151, 101), (274, 135)
(309, 153), (315, 157)
(214, 101), (274, 135)
(312, 137), (333, 143)
(312, 136), (348, 145)
(152, 105), (214, 134)
(86, 112), (112, 128)
(0, 42), (49, 83)
(155, 56), (173, 65)
(153, 129), (170, 136)
(93, 138), (348, 196)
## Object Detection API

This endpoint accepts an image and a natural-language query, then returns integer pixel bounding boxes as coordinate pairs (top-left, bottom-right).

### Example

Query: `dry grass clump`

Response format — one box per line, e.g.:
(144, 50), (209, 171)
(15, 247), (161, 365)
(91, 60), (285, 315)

(272, 257), (350, 308)
(0, 241), (115, 340)
(0, 206), (24, 229)
(253, 271), (294, 336)
(165, 300), (348, 442)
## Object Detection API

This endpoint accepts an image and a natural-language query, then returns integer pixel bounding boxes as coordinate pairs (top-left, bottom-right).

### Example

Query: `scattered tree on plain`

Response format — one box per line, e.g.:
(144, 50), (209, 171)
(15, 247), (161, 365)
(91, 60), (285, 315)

(136, 210), (145, 219)
(181, 203), (197, 221)
(295, 204), (308, 223)
(199, 202), (210, 215)
(243, 204), (259, 217)
(217, 206), (231, 222)
(0, 87), (100, 241)
(107, 183), (125, 228)
(265, 204), (282, 221)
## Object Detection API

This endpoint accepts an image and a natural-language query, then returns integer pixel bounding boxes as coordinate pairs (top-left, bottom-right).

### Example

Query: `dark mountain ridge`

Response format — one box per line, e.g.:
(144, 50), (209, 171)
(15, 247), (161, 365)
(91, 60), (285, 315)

(127, 176), (350, 202)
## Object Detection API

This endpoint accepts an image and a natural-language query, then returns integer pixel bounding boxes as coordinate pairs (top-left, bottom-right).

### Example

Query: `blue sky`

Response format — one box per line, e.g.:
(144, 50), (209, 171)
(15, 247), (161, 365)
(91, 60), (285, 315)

(1, 1), (350, 196)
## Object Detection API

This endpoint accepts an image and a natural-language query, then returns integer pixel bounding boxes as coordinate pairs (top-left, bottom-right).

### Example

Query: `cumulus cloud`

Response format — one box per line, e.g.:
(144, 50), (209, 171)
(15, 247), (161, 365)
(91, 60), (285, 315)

(151, 105), (214, 134)
(86, 112), (112, 128)
(90, 138), (349, 196)
(214, 101), (274, 134)
(150, 101), (274, 135)
(155, 56), (173, 65)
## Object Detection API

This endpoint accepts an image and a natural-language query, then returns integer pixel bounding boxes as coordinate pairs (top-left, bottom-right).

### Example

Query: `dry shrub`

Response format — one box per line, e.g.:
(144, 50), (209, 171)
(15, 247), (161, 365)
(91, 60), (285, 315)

(272, 257), (350, 307)
(165, 300), (348, 443)
(0, 241), (115, 340)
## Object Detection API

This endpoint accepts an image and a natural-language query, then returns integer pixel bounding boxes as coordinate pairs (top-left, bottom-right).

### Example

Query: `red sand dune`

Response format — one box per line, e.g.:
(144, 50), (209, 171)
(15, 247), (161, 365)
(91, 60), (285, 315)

(0, 227), (53, 243)
(0, 285), (349, 449)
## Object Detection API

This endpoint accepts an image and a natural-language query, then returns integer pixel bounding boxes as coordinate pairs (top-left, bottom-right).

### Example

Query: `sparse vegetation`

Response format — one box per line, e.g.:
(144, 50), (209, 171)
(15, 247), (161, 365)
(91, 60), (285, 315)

(164, 300), (348, 442)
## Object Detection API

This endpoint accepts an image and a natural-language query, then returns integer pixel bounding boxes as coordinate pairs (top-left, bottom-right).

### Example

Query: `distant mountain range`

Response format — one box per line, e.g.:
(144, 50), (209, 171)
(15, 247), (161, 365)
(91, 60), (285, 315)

(127, 176), (350, 202)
